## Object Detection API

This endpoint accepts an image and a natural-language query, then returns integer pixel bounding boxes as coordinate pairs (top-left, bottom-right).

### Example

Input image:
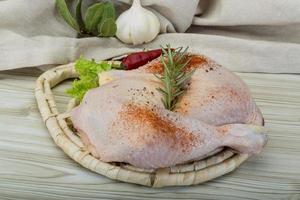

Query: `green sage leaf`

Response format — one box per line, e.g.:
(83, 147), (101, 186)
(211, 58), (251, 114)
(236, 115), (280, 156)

(102, 1), (116, 20)
(75, 0), (85, 32)
(98, 18), (117, 37)
(85, 2), (105, 33)
(56, 0), (79, 31)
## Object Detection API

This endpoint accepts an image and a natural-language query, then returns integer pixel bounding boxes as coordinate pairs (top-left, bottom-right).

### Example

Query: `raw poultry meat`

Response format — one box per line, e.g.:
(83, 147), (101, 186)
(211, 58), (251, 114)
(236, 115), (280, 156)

(71, 54), (267, 169)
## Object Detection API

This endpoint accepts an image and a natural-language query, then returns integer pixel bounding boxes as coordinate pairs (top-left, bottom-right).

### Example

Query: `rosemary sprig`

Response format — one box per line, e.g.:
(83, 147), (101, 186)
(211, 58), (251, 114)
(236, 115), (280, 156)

(155, 45), (194, 110)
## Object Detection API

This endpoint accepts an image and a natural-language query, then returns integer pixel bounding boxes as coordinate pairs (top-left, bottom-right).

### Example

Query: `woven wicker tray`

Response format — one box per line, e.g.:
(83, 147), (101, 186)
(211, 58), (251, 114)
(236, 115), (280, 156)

(35, 62), (249, 187)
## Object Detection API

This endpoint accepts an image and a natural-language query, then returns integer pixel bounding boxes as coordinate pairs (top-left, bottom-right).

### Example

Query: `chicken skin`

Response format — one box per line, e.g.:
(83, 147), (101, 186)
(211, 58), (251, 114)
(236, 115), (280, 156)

(71, 54), (267, 169)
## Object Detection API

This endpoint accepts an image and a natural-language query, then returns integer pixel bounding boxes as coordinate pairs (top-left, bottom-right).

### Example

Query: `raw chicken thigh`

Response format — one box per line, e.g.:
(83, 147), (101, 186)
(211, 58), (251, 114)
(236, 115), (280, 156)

(71, 54), (267, 169)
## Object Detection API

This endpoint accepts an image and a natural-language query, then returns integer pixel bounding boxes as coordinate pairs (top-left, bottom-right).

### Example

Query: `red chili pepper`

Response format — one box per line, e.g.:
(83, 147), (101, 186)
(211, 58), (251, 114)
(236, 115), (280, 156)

(121, 49), (162, 70)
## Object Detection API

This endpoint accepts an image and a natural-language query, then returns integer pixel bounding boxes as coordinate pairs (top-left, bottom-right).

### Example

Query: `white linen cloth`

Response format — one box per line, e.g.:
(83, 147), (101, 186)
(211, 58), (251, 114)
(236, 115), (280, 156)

(0, 0), (299, 73)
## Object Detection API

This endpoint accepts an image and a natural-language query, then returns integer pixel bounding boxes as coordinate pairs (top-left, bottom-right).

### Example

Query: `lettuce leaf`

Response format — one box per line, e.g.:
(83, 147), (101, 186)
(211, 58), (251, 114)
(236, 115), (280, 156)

(66, 57), (114, 102)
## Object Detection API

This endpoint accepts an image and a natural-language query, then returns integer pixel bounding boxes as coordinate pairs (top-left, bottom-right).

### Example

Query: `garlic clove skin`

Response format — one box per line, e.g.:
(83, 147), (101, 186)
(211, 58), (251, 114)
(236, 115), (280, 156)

(116, 0), (160, 45)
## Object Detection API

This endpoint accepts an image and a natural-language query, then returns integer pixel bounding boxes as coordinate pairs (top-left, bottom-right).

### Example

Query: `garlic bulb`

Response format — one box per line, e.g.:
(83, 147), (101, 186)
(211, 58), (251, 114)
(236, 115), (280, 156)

(116, 0), (160, 45)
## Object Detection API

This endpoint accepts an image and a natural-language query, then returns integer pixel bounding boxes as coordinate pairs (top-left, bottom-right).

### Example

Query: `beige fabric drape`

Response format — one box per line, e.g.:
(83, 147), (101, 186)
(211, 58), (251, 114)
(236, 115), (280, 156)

(0, 0), (299, 73)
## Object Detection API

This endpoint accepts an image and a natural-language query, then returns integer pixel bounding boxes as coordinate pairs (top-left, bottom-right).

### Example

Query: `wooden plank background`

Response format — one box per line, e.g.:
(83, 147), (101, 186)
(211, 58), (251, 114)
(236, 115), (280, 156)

(0, 67), (299, 200)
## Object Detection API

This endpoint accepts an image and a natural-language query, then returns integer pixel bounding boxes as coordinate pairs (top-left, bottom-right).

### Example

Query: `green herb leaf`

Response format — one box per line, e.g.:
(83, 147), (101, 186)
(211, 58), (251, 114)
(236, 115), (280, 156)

(56, 0), (117, 38)
(75, 0), (85, 33)
(66, 77), (98, 102)
(66, 57), (115, 102)
(155, 45), (194, 111)
(85, 2), (105, 33)
(102, 1), (116, 19)
(56, 0), (79, 31)
(98, 18), (117, 37)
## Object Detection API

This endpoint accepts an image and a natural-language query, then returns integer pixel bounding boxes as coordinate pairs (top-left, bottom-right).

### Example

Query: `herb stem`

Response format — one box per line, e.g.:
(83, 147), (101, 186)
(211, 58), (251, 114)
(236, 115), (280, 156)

(156, 45), (194, 111)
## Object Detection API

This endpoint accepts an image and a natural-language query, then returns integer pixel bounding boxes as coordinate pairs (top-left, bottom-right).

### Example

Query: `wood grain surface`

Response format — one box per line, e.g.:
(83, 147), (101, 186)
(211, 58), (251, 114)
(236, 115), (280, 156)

(0, 67), (299, 200)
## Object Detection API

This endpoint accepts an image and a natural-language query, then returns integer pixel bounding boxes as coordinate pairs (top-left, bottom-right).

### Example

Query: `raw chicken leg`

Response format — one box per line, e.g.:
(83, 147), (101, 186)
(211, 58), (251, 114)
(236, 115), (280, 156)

(71, 54), (267, 169)
(132, 54), (263, 126)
